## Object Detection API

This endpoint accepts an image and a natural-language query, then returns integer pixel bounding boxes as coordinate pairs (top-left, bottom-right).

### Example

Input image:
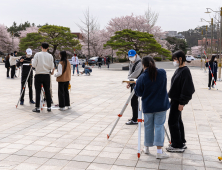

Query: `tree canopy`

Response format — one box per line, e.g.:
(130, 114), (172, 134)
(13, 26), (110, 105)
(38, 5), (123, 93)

(165, 36), (188, 54)
(19, 25), (82, 57)
(104, 29), (171, 58)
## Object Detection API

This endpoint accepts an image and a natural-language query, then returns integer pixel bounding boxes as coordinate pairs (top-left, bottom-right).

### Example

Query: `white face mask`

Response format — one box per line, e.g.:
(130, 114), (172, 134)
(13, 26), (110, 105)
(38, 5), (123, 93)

(26, 54), (32, 58)
(129, 56), (136, 62)
(173, 61), (179, 67)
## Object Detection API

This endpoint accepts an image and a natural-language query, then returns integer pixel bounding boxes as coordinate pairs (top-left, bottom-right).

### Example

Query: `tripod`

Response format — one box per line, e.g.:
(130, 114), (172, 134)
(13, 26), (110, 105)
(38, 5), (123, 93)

(16, 65), (33, 108)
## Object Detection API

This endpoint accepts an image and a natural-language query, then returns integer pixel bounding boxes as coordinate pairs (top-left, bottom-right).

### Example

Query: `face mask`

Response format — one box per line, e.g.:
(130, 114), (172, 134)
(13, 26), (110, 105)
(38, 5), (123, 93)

(26, 54), (32, 58)
(129, 56), (136, 62)
(173, 61), (179, 67)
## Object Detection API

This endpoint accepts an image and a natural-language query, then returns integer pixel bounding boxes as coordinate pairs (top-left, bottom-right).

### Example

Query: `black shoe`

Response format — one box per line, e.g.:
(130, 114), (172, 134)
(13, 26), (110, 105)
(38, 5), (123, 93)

(20, 101), (24, 105)
(29, 100), (35, 104)
(125, 120), (138, 125)
(15, 75), (17, 78)
(51, 99), (53, 104)
(47, 108), (51, 112)
(32, 108), (40, 113)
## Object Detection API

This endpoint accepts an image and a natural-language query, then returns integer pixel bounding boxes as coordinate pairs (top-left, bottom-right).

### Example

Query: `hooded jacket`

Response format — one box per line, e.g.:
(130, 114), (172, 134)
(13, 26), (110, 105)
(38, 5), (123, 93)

(128, 55), (143, 80)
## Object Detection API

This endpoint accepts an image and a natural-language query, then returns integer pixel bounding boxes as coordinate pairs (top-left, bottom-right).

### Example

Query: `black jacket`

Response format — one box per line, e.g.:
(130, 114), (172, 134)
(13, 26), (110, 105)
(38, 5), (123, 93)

(168, 66), (195, 105)
(5, 57), (10, 68)
(17, 56), (33, 76)
(98, 57), (102, 62)
(206, 61), (217, 74)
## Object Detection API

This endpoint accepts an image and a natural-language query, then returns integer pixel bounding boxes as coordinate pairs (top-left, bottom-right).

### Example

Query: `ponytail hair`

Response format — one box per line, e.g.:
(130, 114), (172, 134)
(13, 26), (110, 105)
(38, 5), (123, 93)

(142, 56), (157, 82)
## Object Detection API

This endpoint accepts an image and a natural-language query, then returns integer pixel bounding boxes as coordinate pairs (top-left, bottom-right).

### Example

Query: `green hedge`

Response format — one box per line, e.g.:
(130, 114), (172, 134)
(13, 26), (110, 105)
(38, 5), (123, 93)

(153, 57), (162, 61)
(119, 58), (128, 62)
(167, 57), (173, 61)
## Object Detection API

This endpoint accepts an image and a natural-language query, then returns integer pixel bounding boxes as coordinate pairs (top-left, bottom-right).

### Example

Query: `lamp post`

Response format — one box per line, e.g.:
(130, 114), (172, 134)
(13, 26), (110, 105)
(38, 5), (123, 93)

(205, 7), (222, 80)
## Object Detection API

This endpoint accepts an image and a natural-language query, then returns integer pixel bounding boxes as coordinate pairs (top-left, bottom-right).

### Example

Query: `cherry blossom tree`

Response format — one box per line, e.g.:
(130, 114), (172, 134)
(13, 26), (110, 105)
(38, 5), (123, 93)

(20, 26), (39, 38)
(191, 46), (204, 57)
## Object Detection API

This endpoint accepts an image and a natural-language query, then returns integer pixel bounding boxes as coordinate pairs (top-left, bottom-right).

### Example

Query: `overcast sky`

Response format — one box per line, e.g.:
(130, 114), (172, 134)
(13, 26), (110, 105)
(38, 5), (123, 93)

(0, 0), (221, 33)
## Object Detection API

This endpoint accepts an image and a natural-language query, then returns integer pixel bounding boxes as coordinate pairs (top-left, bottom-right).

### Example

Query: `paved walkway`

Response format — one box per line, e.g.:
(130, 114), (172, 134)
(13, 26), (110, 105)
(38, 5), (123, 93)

(0, 65), (221, 170)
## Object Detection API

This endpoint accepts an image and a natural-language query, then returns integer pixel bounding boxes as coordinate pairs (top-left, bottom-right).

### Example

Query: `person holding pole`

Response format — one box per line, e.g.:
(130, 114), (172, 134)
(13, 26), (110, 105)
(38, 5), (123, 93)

(72, 54), (79, 76)
(17, 48), (35, 105)
(125, 49), (143, 125)
(54, 51), (71, 111)
(206, 55), (217, 90)
(32, 43), (54, 113)
(134, 56), (170, 159)
(166, 50), (195, 153)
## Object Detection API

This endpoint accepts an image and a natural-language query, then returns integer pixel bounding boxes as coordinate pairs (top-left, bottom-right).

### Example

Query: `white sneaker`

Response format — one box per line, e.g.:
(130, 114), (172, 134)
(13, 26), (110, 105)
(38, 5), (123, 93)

(67, 106), (72, 109)
(156, 151), (169, 159)
(59, 107), (66, 111)
(208, 87), (211, 90)
(143, 146), (149, 154)
(212, 85), (215, 88)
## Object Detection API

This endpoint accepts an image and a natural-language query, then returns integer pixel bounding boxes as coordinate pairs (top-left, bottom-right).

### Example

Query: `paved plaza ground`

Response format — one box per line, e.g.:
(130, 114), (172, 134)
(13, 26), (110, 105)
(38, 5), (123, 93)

(0, 63), (222, 170)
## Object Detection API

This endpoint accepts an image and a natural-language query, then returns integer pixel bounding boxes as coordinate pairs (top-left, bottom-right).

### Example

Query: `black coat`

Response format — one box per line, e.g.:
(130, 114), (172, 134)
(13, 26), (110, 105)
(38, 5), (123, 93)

(5, 57), (10, 68)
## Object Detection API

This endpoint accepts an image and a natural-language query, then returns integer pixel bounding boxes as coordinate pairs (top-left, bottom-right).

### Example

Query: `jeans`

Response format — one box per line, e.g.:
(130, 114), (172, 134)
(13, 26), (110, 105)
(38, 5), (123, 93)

(208, 72), (217, 87)
(85, 68), (90, 74)
(35, 74), (51, 108)
(144, 111), (166, 147)
(73, 65), (79, 74)
(131, 84), (138, 122)
(58, 81), (70, 108)
(168, 100), (186, 148)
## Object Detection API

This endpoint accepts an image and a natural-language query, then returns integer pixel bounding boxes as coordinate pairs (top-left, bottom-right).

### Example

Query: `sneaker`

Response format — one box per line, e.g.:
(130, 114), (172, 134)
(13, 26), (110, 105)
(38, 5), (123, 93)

(88, 72), (90, 76)
(212, 85), (215, 88)
(156, 151), (169, 159)
(15, 75), (17, 78)
(78, 74), (79, 76)
(20, 101), (24, 105)
(60, 107), (66, 111)
(47, 108), (51, 112)
(143, 146), (149, 154)
(166, 146), (185, 153)
(32, 108), (40, 113)
(72, 74), (74, 76)
(7, 77), (10, 79)
(29, 100), (35, 104)
(11, 78), (15, 79)
(125, 120), (138, 125)
(67, 106), (72, 109)
(208, 87), (211, 90)
(168, 143), (187, 149)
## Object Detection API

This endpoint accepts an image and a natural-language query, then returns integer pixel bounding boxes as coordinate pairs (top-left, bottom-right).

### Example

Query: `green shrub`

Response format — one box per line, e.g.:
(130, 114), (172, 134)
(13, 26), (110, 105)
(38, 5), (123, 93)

(167, 57), (173, 61)
(17, 51), (26, 56)
(119, 58), (128, 62)
(153, 57), (162, 61)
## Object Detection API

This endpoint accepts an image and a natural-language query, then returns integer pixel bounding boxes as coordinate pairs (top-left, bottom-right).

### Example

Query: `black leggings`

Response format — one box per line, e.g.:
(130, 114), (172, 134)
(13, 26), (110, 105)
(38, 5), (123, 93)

(208, 72), (217, 87)
(58, 81), (70, 108)
(11, 65), (15, 78)
(168, 100), (186, 148)
(131, 84), (138, 122)
(6, 67), (10, 77)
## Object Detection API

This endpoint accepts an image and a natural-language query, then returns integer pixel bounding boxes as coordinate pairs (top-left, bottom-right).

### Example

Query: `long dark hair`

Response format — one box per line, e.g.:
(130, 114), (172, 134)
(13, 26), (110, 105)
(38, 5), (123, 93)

(6, 54), (10, 61)
(142, 56), (157, 82)
(172, 50), (186, 65)
(60, 51), (67, 74)
(209, 55), (216, 63)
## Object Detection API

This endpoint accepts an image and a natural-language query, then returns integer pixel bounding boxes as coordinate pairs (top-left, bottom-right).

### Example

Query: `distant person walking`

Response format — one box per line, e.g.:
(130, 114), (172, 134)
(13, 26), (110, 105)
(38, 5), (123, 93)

(104, 56), (106, 66)
(72, 54), (79, 76)
(5, 54), (10, 78)
(98, 55), (102, 69)
(134, 56), (170, 159)
(54, 51), (71, 111)
(32, 43), (54, 113)
(9, 52), (20, 79)
(106, 56), (110, 69)
(166, 50), (195, 153)
(206, 55), (217, 90)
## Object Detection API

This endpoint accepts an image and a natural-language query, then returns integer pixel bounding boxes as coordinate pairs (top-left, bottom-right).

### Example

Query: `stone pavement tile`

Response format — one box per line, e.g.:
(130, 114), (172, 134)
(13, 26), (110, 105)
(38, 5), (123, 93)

(159, 162), (182, 170)
(4, 155), (29, 163)
(15, 139), (34, 145)
(118, 153), (138, 161)
(23, 144), (45, 151)
(202, 150), (222, 156)
(79, 150), (100, 157)
(93, 156), (116, 165)
(53, 153), (76, 161)
(136, 160), (159, 169)
(103, 146), (123, 153)
(62, 161), (90, 170)
(86, 163), (112, 170)
(184, 149), (202, 155)
(183, 153), (203, 161)
(37, 165), (63, 170)
(182, 159), (205, 167)
(182, 165), (205, 170)
(0, 148), (19, 154)
(0, 153), (10, 160)
(41, 146), (63, 153)
(203, 155), (221, 162)
(160, 157), (182, 165)
(0, 142), (11, 147)
(98, 151), (120, 159)
(66, 143), (86, 150)
(34, 151), (56, 159)
(43, 158), (69, 167)
(14, 149), (38, 157)
(24, 157), (49, 165)
(13, 163), (41, 170)
(73, 155), (96, 163)
(32, 140), (51, 146)
(110, 165), (135, 170)
(0, 160), (19, 169)
(205, 161), (222, 169)
(59, 148), (81, 155)
(114, 158), (137, 167)
(6, 143), (26, 150)
(84, 145), (104, 151)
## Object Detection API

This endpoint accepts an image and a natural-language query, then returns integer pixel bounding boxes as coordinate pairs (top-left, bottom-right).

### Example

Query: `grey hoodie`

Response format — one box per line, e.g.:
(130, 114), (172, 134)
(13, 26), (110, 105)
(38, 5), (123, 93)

(128, 55), (143, 80)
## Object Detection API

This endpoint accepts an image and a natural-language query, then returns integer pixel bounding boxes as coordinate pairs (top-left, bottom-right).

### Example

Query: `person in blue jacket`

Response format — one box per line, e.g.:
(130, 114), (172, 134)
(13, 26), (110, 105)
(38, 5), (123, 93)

(206, 55), (217, 90)
(134, 56), (170, 159)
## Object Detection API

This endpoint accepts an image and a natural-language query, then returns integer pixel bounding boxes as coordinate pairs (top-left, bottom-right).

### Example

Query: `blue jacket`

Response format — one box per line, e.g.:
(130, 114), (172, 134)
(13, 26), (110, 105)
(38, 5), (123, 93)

(206, 61), (217, 73)
(134, 68), (170, 113)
